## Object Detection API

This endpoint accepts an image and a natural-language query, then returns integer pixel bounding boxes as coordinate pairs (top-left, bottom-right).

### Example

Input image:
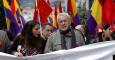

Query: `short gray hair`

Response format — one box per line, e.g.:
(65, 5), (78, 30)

(57, 12), (71, 22)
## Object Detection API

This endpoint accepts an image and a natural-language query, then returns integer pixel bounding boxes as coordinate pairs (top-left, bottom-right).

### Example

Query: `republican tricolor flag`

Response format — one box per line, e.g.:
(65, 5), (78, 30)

(67, 0), (80, 26)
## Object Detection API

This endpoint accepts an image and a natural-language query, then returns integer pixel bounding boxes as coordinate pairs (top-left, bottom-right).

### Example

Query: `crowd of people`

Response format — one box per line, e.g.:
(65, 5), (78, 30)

(0, 12), (115, 57)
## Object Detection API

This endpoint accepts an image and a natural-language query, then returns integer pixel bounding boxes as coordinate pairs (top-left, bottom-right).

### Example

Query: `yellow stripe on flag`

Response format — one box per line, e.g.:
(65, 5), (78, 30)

(91, 0), (102, 25)
(3, 0), (11, 10)
(71, 0), (77, 16)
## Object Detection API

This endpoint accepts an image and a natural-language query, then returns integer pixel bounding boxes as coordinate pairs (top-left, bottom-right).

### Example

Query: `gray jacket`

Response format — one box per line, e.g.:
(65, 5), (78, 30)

(44, 29), (85, 53)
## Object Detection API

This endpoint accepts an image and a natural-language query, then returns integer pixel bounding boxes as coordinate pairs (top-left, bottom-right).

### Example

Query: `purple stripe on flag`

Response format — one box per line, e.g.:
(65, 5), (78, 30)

(21, 16), (25, 26)
(48, 17), (57, 31)
(49, 17), (53, 25)
(73, 14), (80, 26)
(16, 10), (25, 33)
(4, 8), (19, 37)
(16, 10), (25, 25)
(87, 12), (97, 35)
(4, 8), (16, 23)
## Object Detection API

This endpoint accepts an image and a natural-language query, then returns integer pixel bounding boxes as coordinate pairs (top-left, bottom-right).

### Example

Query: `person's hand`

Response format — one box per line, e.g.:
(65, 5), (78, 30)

(14, 52), (23, 57)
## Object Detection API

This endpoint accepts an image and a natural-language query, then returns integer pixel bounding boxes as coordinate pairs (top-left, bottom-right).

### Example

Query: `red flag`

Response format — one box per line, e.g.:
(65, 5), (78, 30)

(33, 5), (39, 23)
(102, 0), (113, 25)
(112, 0), (115, 22)
(110, 0), (115, 31)
(37, 0), (52, 24)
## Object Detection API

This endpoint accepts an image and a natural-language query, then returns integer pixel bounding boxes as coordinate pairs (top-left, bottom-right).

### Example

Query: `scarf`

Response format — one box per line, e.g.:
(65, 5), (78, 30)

(60, 28), (76, 49)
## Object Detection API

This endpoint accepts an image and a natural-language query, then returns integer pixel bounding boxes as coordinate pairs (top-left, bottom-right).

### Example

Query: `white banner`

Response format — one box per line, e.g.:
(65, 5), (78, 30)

(0, 41), (115, 60)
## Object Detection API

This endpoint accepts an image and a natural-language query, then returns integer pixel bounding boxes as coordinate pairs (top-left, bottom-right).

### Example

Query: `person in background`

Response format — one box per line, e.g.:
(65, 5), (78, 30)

(41, 23), (53, 44)
(75, 25), (87, 44)
(44, 13), (85, 53)
(14, 20), (45, 56)
(10, 32), (24, 54)
(102, 23), (112, 41)
(98, 23), (112, 42)
(5, 30), (14, 54)
(0, 30), (10, 53)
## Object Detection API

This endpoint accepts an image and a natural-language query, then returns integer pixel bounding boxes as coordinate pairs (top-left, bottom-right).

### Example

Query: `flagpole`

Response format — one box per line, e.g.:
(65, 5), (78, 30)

(37, 14), (43, 37)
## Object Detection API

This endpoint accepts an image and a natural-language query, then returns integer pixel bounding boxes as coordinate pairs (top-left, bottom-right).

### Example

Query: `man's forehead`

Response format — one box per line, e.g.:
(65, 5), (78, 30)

(45, 27), (52, 31)
(58, 16), (68, 21)
(45, 25), (52, 29)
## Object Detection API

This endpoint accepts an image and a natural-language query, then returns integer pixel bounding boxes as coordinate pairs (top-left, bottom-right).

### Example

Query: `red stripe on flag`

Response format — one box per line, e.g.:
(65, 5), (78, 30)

(11, 0), (16, 14)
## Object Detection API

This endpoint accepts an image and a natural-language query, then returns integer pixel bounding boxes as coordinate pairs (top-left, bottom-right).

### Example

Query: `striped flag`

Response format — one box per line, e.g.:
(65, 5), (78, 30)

(11, 0), (25, 34)
(53, 3), (58, 28)
(3, 0), (25, 37)
(67, 0), (80, 26)
(87, 0), (102, 35)
(3, 0), (19, 37)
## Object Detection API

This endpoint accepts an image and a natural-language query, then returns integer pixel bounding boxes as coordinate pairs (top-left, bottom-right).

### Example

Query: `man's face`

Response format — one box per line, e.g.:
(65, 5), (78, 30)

(58, 16), (71, 31)
(43, 25), (52, 39)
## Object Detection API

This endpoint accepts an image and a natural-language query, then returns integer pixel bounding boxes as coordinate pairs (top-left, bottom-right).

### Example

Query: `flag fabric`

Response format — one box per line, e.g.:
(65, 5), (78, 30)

(87, 0), (102, 35)
(48, 16), (53, 25)
(15, 9), (25, 33)
(110, 0), (115, 31)
(3, 0), (25, 37)
(48, 15), (57, 30)
(53, 3), (58, 28)
(47, 0), (57, 30)
(37, 0), (52, 24)
(87, 12), (97, 35)
(112, 1), (115, 22)
(11, 0), (25, 24)
(46, 0), (53, 25)
(87, 0), (115, 34)
(3, 0), (19, 37)
(67, 0), (80, 26)
(11, 0), (25, 34)
(3, 0), (11, 31)
(47, 0), (50, 5)
(91, 0), (102, 25)
(102, 0), (115, 25)
(11, 0), (16, 14)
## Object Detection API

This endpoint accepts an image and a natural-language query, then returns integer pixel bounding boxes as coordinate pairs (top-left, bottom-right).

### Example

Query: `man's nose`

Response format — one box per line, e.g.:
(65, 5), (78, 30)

(62, 21), (65, 25)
